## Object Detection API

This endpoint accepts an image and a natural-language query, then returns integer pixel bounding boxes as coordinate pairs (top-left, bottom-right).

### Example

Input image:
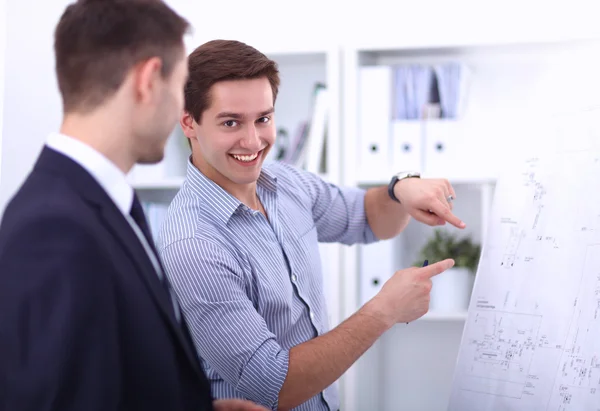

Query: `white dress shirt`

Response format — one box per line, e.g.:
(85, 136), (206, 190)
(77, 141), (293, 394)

(46, 132), (133, 216)
(46, 132), (182, 321)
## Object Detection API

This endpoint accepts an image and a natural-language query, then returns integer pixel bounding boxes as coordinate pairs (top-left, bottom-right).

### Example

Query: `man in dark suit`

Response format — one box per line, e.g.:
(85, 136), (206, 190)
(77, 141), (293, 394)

(0, 1), (266, 410)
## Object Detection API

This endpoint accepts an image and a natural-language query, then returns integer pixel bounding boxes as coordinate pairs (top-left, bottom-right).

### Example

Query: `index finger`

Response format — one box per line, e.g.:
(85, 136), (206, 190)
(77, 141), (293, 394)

(429, 198), (466, 228)
(419, 258), (455, 278)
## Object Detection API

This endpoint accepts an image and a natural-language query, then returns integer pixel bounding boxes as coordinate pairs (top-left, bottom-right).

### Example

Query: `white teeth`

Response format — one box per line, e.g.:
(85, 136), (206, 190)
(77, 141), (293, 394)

(232, 153), (258, 162)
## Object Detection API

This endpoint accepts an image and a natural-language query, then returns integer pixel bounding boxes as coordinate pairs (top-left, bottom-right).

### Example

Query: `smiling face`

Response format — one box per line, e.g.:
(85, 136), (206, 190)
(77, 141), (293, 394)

(182, 77), (276, 194)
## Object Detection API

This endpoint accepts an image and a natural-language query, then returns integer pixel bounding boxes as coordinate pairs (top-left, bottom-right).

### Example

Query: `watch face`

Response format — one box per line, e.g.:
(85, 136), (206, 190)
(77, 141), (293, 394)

(396, 171), (421, 179)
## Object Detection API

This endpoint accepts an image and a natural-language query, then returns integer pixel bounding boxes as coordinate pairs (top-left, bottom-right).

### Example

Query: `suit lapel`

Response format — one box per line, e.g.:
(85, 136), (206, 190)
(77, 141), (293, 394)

(97, 205), (203, 375)
(35, 147), (203, 376)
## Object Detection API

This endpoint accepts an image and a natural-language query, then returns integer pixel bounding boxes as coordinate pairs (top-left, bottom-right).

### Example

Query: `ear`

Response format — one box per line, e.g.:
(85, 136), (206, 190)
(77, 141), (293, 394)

(134, 57), (163, 104)
(181, 111), (197, 140)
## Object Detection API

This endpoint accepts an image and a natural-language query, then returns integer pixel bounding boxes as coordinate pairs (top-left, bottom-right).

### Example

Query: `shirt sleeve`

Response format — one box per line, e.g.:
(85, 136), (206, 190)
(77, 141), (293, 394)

(280, 163), (378, 245)
(160, 238), (288, 410)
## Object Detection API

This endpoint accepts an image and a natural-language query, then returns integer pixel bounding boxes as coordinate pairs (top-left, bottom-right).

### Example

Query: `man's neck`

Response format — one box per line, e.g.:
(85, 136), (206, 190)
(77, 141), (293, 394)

(60, 111), (135, 174)
(233, 183), (261, 211)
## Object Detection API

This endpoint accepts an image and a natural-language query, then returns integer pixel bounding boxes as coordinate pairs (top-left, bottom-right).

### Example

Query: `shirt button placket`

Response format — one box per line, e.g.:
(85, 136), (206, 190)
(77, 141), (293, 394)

(289, 271), (319, 336)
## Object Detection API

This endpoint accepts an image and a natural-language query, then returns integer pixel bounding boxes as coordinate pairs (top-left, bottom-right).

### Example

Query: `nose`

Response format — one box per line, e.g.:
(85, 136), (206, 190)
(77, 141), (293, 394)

(240, 124), (262, 152)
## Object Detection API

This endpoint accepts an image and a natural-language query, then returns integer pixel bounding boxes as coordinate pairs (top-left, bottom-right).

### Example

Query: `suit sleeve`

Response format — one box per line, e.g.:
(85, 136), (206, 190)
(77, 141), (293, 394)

(0, 214), (121, 411)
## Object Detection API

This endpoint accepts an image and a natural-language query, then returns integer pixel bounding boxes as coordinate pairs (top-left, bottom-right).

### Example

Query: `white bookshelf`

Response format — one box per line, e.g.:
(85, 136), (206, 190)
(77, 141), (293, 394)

(132, 177), (185, 190)
(340, 37), (600, 411)
(127, 124), (189, 189)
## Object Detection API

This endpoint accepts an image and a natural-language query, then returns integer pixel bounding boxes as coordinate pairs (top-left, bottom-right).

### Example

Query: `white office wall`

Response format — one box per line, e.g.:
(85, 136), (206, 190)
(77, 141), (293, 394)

(0, 0), (5, 189)
(165, 0), (337, 53)
(169, 0), (600, 51)
(1, 0), (598, 213)
(0, 0), (69, 215)
(340, 0), (600, 48)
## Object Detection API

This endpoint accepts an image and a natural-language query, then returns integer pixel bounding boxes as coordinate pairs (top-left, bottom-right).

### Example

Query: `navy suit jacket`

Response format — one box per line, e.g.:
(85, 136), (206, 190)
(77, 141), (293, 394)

(0, 147), (214, 411)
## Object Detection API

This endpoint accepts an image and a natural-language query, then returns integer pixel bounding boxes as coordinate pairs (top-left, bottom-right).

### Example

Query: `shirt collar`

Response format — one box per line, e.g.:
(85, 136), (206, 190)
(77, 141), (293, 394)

(45, 132), (134, 216)
(184, 157), (278, 226)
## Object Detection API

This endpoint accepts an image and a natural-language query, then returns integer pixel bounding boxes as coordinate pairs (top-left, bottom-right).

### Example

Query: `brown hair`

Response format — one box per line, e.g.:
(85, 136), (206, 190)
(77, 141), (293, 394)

(54, 0), (190, 113)
(184, 40), (280, 123)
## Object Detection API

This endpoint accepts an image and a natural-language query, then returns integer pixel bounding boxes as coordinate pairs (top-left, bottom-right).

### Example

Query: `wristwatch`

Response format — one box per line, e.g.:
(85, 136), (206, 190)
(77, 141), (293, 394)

(387, 171), (421, 203)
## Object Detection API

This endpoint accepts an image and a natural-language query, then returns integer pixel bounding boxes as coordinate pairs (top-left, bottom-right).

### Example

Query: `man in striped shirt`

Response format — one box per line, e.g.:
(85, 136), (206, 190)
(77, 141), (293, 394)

(157, 40), (464, 411)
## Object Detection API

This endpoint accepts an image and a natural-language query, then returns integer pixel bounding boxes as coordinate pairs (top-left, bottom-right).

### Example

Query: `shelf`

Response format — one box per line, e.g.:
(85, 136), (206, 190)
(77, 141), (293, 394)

(266, 49), (328, 66)
(418, 310), (468, 321)
(131, 177), (185, 190)
(354, 36), (598, 55)
(357, 175), (496, 187)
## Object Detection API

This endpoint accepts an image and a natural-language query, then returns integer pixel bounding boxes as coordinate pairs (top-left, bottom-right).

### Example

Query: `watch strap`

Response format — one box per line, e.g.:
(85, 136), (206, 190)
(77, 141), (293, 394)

(387, 172), (421, 203)
(388, 176), (401, 203)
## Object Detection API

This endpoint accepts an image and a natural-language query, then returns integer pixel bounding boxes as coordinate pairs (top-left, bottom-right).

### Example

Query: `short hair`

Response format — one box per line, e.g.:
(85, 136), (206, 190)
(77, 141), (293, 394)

(184, 40), (280, 123)
(54, 0), (190, 113)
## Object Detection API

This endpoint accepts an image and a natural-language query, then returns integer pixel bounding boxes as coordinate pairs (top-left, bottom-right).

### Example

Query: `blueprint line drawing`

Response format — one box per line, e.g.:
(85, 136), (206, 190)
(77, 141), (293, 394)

(501, 227), (525, 269)
(448, 108), (600, 411)
(458, 310), (543, 400)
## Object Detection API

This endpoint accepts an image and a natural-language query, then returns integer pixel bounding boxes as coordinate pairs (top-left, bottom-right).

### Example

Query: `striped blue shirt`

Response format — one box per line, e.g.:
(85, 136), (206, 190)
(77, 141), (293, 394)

(157, 159), (377, 411)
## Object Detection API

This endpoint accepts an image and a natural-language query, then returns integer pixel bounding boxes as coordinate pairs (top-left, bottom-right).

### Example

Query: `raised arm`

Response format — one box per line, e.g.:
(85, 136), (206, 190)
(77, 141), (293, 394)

(277, 259), (455, 410)
(364, 176), (466, 240)
(277, 163), (378, 245)
(161, 236), (454, 410)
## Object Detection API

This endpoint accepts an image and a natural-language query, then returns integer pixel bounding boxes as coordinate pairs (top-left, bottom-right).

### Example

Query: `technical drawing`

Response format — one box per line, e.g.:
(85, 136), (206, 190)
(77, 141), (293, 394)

(500, 227), (525, 269)
(547, 252), (600, 411)
(459, 310), (542, 399)
(448, 108), (600, 411)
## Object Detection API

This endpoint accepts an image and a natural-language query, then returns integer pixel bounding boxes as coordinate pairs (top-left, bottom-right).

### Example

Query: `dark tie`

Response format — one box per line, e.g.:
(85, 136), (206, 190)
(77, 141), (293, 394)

(130, 193), (181, 321)
(130, 194), (156, 252)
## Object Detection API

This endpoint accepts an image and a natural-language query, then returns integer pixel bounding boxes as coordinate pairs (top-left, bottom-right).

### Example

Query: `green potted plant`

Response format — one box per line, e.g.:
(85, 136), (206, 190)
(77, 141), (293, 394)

(414, 229), (482, 311)
(414, 229), (481, 273)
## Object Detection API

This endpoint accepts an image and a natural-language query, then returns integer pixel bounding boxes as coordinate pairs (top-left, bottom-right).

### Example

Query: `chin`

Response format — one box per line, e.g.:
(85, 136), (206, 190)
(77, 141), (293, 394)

(137, 151), (165, 165)
(230, 172), (261, 186)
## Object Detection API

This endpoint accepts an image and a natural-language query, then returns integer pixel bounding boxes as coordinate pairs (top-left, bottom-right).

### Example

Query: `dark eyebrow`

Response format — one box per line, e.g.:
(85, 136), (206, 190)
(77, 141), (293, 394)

(259, 108), (275, 117)
(215, 112), (243, 120)
(215, 107), (274, 120)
